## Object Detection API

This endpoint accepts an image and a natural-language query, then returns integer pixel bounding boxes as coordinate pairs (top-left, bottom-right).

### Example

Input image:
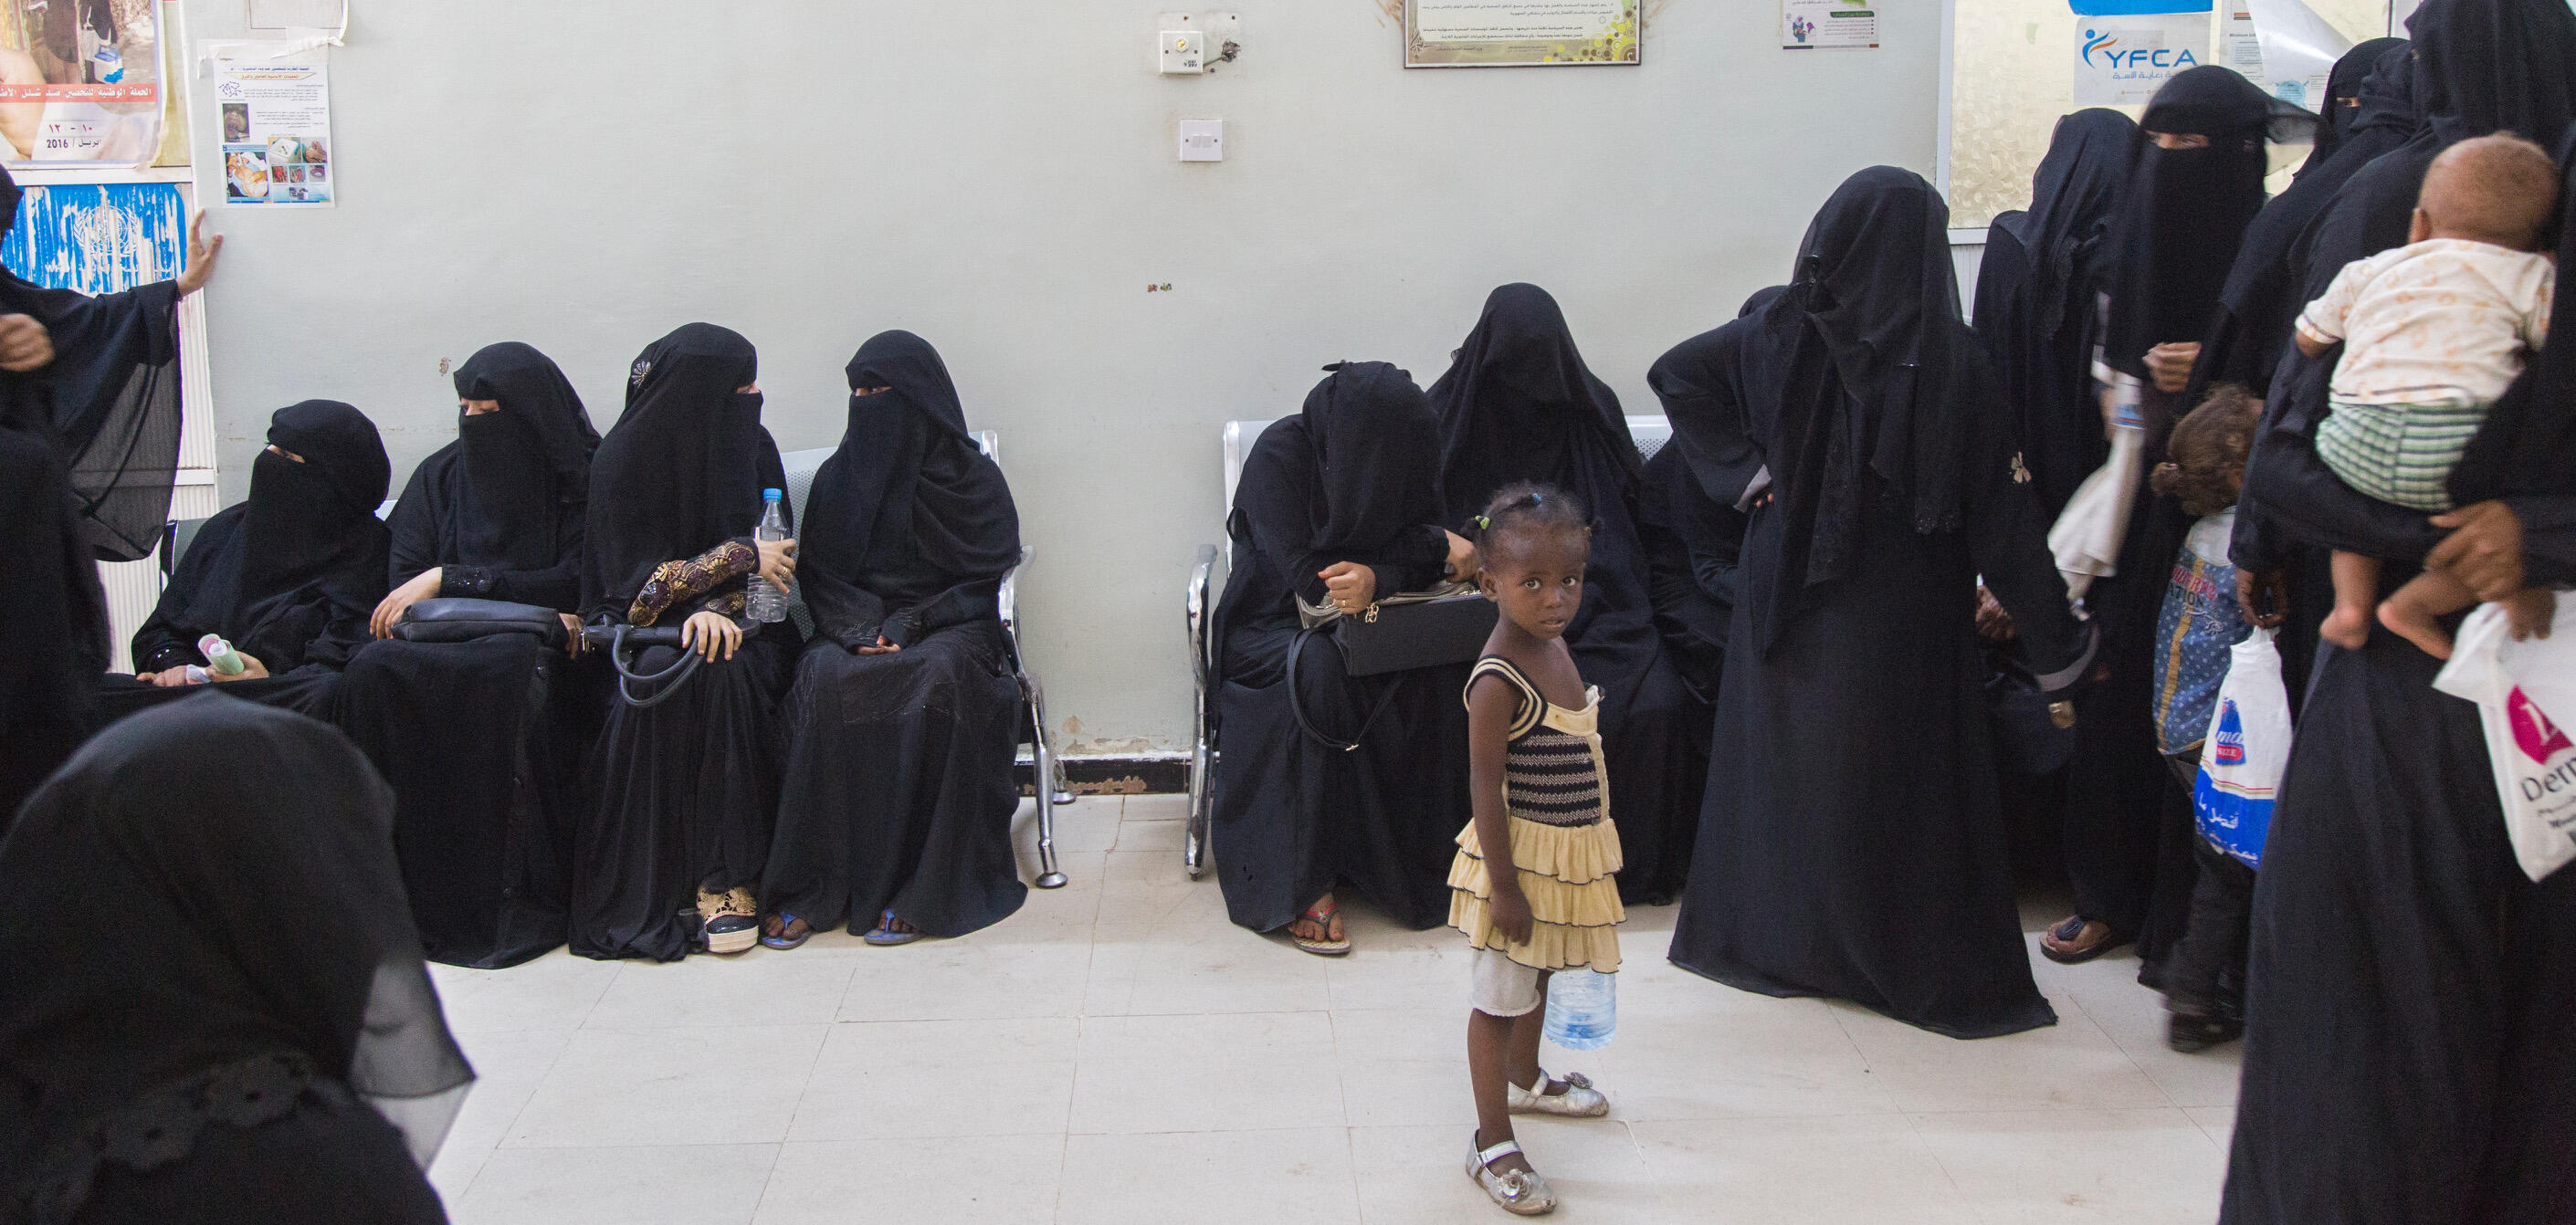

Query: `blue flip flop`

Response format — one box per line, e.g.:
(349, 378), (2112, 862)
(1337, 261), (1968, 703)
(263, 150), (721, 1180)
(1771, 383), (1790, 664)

(759, 912), (811, 951)
(862, 909), (922, 947)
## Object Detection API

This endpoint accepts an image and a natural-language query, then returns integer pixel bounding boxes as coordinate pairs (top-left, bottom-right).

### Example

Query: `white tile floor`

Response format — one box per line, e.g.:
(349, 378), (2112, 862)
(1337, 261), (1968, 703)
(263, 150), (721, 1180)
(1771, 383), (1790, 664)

(426, 796), (2240, 1224)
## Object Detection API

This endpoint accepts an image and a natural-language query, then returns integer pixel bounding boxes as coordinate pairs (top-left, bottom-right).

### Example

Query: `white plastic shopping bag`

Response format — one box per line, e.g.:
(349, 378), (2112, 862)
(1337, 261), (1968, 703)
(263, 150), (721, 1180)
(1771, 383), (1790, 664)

(2193, 626), (2293, 866)
(2049, 419), (2146, 604)
(2433, 597), (2576, 882)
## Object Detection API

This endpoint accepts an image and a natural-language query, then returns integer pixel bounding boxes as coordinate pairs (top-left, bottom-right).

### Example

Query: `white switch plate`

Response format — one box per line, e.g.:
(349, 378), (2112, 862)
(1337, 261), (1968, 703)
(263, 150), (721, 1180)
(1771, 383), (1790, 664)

(1179, 119), (1223, 162)
(1159, 29), (1205, 74)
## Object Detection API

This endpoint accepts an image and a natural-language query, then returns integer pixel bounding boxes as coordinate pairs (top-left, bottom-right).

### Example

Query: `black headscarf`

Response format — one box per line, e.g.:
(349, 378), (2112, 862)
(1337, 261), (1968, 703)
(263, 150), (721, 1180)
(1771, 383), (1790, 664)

(1652, 285), (1792, 508)
(801, 330), (1021, 649)
(0, 696), (474, 1221)
(2199, 40), (2422, 398)
(1974, 109), (2137, 513)
(1428, 283), (1638, 524)
(446, 341), (597, 573)
(2300, 37), (2411, 176)
(1753, 166), (1988, 652)
(1304, 359), (1445, 556)
(2103, 67), (2280, 377)
(0, 164), (184, 562)
(2415, 0), (2576, 147)
(173, 401), (389, 663)
(580, 323), (767, 621)
(2451, 126), (2576, 505)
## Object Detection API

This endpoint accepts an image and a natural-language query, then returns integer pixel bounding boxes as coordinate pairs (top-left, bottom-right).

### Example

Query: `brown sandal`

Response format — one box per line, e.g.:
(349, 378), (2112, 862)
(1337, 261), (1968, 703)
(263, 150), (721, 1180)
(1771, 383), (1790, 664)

(1289, 899), (1351, 957)
(2039, 915), (2130, 964)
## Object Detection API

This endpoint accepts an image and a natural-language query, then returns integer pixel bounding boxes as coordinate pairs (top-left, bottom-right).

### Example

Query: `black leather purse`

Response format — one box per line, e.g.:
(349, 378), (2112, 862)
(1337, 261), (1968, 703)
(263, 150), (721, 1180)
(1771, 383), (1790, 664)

(1982, 644), (2079, 775)
(393, 598), (569, 648)
(579, 621), (762, 709)
(1286, 585), (1498, 751)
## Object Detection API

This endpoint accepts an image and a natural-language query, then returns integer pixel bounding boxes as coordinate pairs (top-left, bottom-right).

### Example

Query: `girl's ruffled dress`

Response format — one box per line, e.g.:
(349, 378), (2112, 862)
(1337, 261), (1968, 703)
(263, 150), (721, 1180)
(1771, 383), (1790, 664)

(1448, 655), (1624, 971)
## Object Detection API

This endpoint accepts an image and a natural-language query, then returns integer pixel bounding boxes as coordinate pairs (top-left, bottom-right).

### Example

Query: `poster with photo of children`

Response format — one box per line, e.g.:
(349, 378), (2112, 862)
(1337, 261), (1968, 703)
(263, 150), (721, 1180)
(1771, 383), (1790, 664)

(215, 51), (334, 207)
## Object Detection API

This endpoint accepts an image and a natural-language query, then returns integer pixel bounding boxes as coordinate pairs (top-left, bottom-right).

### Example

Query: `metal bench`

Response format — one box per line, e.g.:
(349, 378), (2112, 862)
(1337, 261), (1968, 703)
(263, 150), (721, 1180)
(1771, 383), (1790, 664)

(1182, 414), (1673, 875)
(781, 431), (1072, 889)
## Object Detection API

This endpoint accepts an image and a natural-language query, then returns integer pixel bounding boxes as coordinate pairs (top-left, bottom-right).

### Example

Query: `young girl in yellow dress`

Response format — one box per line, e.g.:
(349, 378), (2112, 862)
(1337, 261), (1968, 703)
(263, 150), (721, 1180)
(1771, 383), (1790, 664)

(1450, 482), (1624, 1216)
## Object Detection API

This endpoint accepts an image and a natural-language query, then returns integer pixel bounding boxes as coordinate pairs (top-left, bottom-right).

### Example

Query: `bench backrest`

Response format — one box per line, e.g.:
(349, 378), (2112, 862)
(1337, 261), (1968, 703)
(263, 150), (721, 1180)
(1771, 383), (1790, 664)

(1220, 415), (1673, 508)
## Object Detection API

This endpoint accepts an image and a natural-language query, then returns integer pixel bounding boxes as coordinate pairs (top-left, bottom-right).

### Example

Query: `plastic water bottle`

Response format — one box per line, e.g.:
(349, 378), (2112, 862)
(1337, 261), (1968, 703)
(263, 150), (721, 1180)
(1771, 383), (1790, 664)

(1543, 969), (1616, 1051)
(197, 634), (246, 676)
(746, 488), (787, 623)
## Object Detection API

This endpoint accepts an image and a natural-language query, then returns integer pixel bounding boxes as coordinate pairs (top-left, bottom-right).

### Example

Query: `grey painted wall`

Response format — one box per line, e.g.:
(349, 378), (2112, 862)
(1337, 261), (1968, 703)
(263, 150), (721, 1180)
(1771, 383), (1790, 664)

(185, 1), (1943, 752)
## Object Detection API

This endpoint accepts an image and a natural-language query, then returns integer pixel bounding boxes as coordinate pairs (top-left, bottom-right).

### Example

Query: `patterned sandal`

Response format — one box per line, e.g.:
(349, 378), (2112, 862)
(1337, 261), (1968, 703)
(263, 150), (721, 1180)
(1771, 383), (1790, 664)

(1289, 899), (1351, 957)
(1465, 1136), (1556, 1216)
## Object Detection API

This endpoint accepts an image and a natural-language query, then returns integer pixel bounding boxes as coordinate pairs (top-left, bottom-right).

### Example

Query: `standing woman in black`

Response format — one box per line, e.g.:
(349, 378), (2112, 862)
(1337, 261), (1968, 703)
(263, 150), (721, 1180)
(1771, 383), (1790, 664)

(2040, 68), (2287, 972)
(335, 342), (599, 968)
(1430, 285), (1703, 904)
(0, 696), (472, 1224)
(761, 331), (1026, 948)
(1665, 168), (2092, 1039)
(575, 323), (798, 961)
(105, 400), (390, 720)
(1212, 361), (1479, 950)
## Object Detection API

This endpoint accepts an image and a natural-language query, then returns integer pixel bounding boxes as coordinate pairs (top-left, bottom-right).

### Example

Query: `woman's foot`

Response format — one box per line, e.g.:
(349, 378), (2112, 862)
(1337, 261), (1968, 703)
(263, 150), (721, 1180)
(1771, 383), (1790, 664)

(1466, 1132), (1555, 1216)
(2164, 998), (2245, 1053)
(2321, 602), (2376, 651)
(2376, 595), (2455, 660)
(1288, 892), (1351, 957)
(697, 887), (759, 955)
(760, 912), (812, 951)
(863, 909), (924, 947)
(2038, 915), (2129, 964)
(1508, 1068), (1608, 1117)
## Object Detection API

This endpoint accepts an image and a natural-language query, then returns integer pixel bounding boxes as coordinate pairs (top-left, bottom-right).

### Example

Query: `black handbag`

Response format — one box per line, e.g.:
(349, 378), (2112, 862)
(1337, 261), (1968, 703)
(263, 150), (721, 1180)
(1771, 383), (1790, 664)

(1299, 586), (1498, 678)
(579, 620), (762, 709)
(1982, 644), (2079, 776)
(393, 598), (569, 648)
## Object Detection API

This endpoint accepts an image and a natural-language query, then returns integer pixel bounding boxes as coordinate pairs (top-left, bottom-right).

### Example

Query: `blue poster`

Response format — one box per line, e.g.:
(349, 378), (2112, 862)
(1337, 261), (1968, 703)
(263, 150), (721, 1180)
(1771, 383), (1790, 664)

(0, 180), (187, 293)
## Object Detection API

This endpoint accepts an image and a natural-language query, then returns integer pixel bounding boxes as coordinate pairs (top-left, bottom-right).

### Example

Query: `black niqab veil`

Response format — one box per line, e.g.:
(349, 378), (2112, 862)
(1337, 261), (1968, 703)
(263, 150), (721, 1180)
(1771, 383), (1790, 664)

(1429, 283), (1638, 522)
(1754, 165), (1978, 654)
(1306, 360), (1445, 556)
(178, 401), (389, 655)
(2299, 37), (2409, 177)
(580, 323), (764, 620)
(449, 341), (596, 573)
(0, 696), (473, 1220)
(800, 330), (1021, 648)
(2103, 67), (2278, 376)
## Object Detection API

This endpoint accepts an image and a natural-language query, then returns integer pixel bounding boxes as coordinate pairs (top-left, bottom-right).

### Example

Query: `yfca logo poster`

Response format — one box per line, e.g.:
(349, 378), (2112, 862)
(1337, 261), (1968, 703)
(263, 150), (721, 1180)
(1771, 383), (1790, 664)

(2074, 13), (2209, 107)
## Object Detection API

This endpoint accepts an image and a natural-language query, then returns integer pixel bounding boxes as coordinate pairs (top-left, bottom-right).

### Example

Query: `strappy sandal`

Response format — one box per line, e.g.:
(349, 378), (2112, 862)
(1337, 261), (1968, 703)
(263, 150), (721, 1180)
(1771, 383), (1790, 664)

(1509, 1067), (1608, 1117)
(1466, 1136), (1556, 1216)
(863, 909), (923, 947)
(1288, 899), (1351, 957)
(760, 912), (810, 951)
(2039, 915), (2130, 964)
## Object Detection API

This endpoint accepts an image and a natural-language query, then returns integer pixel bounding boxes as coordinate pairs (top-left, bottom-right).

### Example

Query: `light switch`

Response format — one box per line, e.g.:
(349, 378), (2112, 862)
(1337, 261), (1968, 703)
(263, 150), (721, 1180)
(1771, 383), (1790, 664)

(1159, 29), (1205, 74)
(1179, 119), (1223, 162)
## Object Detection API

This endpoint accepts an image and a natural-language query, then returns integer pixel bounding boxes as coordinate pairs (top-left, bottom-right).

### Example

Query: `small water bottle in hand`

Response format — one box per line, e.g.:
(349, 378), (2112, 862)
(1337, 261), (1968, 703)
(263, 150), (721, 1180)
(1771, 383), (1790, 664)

(197, 634), (246, 676)
(746, 488), (788, 624)
(1543, 968), (1616, 1052)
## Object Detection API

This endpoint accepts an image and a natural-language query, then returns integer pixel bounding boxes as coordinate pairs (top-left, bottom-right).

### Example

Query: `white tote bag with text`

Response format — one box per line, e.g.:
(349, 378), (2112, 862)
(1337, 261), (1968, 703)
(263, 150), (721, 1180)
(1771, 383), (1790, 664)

(2434, 596), (2576, 882)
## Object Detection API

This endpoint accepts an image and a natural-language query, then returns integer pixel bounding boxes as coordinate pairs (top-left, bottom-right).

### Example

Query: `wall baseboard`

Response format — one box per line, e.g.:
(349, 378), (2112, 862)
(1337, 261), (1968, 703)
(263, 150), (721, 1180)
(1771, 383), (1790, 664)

(1015, 754), (1191, 796)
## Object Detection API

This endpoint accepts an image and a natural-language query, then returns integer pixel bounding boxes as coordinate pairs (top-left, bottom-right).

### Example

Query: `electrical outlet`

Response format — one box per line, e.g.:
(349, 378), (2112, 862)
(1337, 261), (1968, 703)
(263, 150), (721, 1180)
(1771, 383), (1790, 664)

(1160, 29), (1205, 74)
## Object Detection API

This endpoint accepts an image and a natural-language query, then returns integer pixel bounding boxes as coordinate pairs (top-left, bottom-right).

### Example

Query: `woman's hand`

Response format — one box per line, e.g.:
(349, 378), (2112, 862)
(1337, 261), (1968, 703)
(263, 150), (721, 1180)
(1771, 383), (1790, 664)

(857, 634), (901, 655)
(1443, 529), (1480, 584)
(1488, 880), (1534, 946)
(212, 653), (269, 681)
(0, 312), (51, 372)
(1319, 561), (1377, 614)
(2428, 502), (2528, 601)
(2235, 569), (2288, 629)
(370, 568), (443, 638)
(142, 665), (198, 687)
(1974, 585), (2017, 643)
(680, 610), (741, 662)
(174, 210), (226, 298)
(2144, 341), (2202, 394)
(757, 537), (797, 593)
(559, 613), (585, 658)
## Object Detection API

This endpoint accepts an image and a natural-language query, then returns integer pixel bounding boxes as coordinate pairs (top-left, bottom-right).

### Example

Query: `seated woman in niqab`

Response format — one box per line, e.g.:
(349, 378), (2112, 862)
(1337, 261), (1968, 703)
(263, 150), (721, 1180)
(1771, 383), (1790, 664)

(1212, 361), (1480, 952)
(1665, 167), (2093, 1039)
(104, 400), (391, 720)
(334, 342), (600, 969)
(1430, 285), (1707, 903)
(0, 696), (473, 1225)
(574, 323), (799, 961)
(760, 331), (1028, 948)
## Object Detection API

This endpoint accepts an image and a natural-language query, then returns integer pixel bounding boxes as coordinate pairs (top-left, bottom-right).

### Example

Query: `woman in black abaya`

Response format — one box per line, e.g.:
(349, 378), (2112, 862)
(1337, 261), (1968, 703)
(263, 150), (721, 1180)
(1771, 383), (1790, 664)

(575, 323), (798, 961)
(2042, 68), (2287, 973)
(335, 342), (600, 968)
(0, 430), (105, 829)
(1213, 361), (1477, 948)
(1666, 168), (2092, 1039)
(0, 696), (471, 1225)
(1970, 109), (2135, 519)
(761, 331), (1026, 948)
(102, 400), (390, 721)
(1431, 285), (1703, 903)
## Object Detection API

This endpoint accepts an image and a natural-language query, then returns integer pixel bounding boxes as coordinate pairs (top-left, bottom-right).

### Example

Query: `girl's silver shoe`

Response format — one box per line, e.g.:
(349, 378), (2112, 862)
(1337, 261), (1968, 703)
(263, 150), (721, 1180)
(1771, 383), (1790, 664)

(1509, 1068), (1608, 1117)
(1467, 1137), (1557, 1216)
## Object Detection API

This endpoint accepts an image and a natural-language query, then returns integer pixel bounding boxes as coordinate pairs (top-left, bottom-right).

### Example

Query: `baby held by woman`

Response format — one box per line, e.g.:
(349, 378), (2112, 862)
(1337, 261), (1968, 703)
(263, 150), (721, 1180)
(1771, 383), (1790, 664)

(2297, 133), (2559, 658)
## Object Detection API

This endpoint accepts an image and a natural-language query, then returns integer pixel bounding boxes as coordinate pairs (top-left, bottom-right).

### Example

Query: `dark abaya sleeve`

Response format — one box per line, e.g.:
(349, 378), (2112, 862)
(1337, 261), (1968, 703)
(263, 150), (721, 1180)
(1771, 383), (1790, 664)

(1960, 355), (2092, 686)
(2509, 497), (2576, 586)
(1235, 430), (1445, 608)
(443, 520), (584, 612)
(1679, 476), (1745, 613)
(131, 507), (243, 673)
(384, 465), (439, 590)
